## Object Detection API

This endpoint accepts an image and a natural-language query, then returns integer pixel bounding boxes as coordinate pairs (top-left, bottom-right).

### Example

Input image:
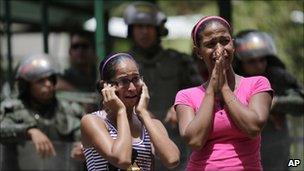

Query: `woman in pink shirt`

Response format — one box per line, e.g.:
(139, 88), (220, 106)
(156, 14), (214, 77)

(174, 16), (273, 171)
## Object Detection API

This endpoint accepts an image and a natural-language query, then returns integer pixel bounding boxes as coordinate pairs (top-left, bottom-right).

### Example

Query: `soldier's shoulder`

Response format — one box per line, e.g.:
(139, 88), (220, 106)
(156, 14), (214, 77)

(162, 48), (193, 63)
(56, 91), (98, 104)
(1, 98), (25, 114)
(267, 66), (296, 82)
(56, 92), (95, 116)
(163, 48), (189, 57)
(56, 95), (83, 110)
(268, 66), (286, 75)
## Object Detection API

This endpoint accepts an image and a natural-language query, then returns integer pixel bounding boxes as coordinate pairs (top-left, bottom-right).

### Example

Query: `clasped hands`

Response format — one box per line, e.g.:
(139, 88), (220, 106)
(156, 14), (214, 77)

(207, 50), (231, 94)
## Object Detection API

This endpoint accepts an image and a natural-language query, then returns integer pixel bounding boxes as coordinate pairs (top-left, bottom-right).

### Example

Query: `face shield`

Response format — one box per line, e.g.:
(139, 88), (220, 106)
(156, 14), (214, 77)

(235, 31), (277, 60)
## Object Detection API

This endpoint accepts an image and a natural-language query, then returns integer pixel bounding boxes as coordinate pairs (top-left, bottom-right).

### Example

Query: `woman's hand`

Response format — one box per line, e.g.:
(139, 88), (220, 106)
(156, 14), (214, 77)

(102, 83), (126, 114)
(27, 128), (56, 158)
(208, 58), (221, 94)
(135, 82), (150, 115)
(209, 49), (230, 93)
(218, 56), (229, 90)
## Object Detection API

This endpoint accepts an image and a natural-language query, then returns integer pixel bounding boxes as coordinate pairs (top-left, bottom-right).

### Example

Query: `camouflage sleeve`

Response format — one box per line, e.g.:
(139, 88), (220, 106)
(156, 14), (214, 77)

(70, 102), (85, 141)
(0, 111), (37, 143)
(268, 67), (304, 116)
(73, 128), (81, 141)
(272, 89), (304, 117)
(56, 99), (84, 141)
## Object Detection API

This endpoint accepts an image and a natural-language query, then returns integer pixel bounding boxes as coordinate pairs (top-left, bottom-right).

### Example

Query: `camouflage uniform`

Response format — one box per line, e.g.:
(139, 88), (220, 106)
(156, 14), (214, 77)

(234, 30), (304, 171)
(0, 96), (84, 171)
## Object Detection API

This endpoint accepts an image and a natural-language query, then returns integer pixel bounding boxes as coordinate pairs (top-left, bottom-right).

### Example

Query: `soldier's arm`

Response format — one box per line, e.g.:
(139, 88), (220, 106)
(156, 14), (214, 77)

(271, 90), (304, 116)
(70, 101), (86, 141)
(180, 53), (202, 88)
(55, 99), (83, 140)
(270, 67), (304, 116)
(0, 111), (37, 143)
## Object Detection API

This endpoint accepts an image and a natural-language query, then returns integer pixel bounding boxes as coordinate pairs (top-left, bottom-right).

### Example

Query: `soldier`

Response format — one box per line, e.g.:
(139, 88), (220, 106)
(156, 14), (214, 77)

(56, 30), (99, 113)
(0, 53), (85, 171)
(234, 30), (304, 171)
(56, 30), (97, 92)
(123, 1), (202, 170)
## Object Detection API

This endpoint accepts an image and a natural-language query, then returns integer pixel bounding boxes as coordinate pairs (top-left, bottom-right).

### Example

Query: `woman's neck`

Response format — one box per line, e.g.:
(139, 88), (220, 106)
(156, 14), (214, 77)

(106, 108), (134, 124)
(106, 108), (142, 138)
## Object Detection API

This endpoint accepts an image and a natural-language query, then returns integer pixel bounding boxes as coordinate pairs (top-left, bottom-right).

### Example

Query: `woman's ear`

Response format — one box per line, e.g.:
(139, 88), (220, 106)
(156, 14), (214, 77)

(96, 80), (105, 92)
(193, 46), (203, 60)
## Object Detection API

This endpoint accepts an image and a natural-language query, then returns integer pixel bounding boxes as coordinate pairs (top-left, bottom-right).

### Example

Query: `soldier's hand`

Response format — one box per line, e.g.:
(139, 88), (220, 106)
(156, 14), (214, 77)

(164, 106), (178, 129)
(27, 128), (56, 158)
(271, 96), (278, 109)
(71, 142), (85, 161)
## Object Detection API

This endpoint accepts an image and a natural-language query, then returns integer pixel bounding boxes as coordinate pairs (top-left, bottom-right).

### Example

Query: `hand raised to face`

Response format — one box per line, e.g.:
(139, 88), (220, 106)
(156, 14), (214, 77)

(135, 81), (150, 114)
(218, 56), (229, 90)
(208, 56), (229, 94)
(101, 83), (126, 114)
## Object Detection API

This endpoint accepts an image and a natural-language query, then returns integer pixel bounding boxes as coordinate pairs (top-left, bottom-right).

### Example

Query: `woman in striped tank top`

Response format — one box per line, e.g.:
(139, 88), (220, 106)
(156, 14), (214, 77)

(81, 53), (180, 171)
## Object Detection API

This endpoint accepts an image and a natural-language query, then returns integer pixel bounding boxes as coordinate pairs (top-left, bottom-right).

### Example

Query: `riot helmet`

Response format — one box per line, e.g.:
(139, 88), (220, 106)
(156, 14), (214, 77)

(235, 30), (277, 60)
(123, 1), (168, 37)
(16, 53), (57, 82)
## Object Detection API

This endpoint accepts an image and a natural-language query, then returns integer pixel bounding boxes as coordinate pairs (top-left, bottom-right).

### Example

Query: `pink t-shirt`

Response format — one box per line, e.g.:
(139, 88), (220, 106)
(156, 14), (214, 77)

(174, 76), (272, 171)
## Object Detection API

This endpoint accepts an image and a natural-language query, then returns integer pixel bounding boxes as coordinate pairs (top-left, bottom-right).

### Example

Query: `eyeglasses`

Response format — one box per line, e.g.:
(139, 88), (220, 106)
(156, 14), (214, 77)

(71, 43), (90, 50)
(110, 75), (143, 88)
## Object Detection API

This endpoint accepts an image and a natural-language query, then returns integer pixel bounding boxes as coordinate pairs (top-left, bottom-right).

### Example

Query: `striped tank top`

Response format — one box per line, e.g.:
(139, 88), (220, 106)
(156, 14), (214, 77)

(83, 111), (154, 171)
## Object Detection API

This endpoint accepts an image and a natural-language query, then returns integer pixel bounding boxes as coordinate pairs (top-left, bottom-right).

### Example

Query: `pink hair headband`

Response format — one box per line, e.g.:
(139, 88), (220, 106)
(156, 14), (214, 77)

(100, 53), (133, 79)
(192, 16), (231, 47)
